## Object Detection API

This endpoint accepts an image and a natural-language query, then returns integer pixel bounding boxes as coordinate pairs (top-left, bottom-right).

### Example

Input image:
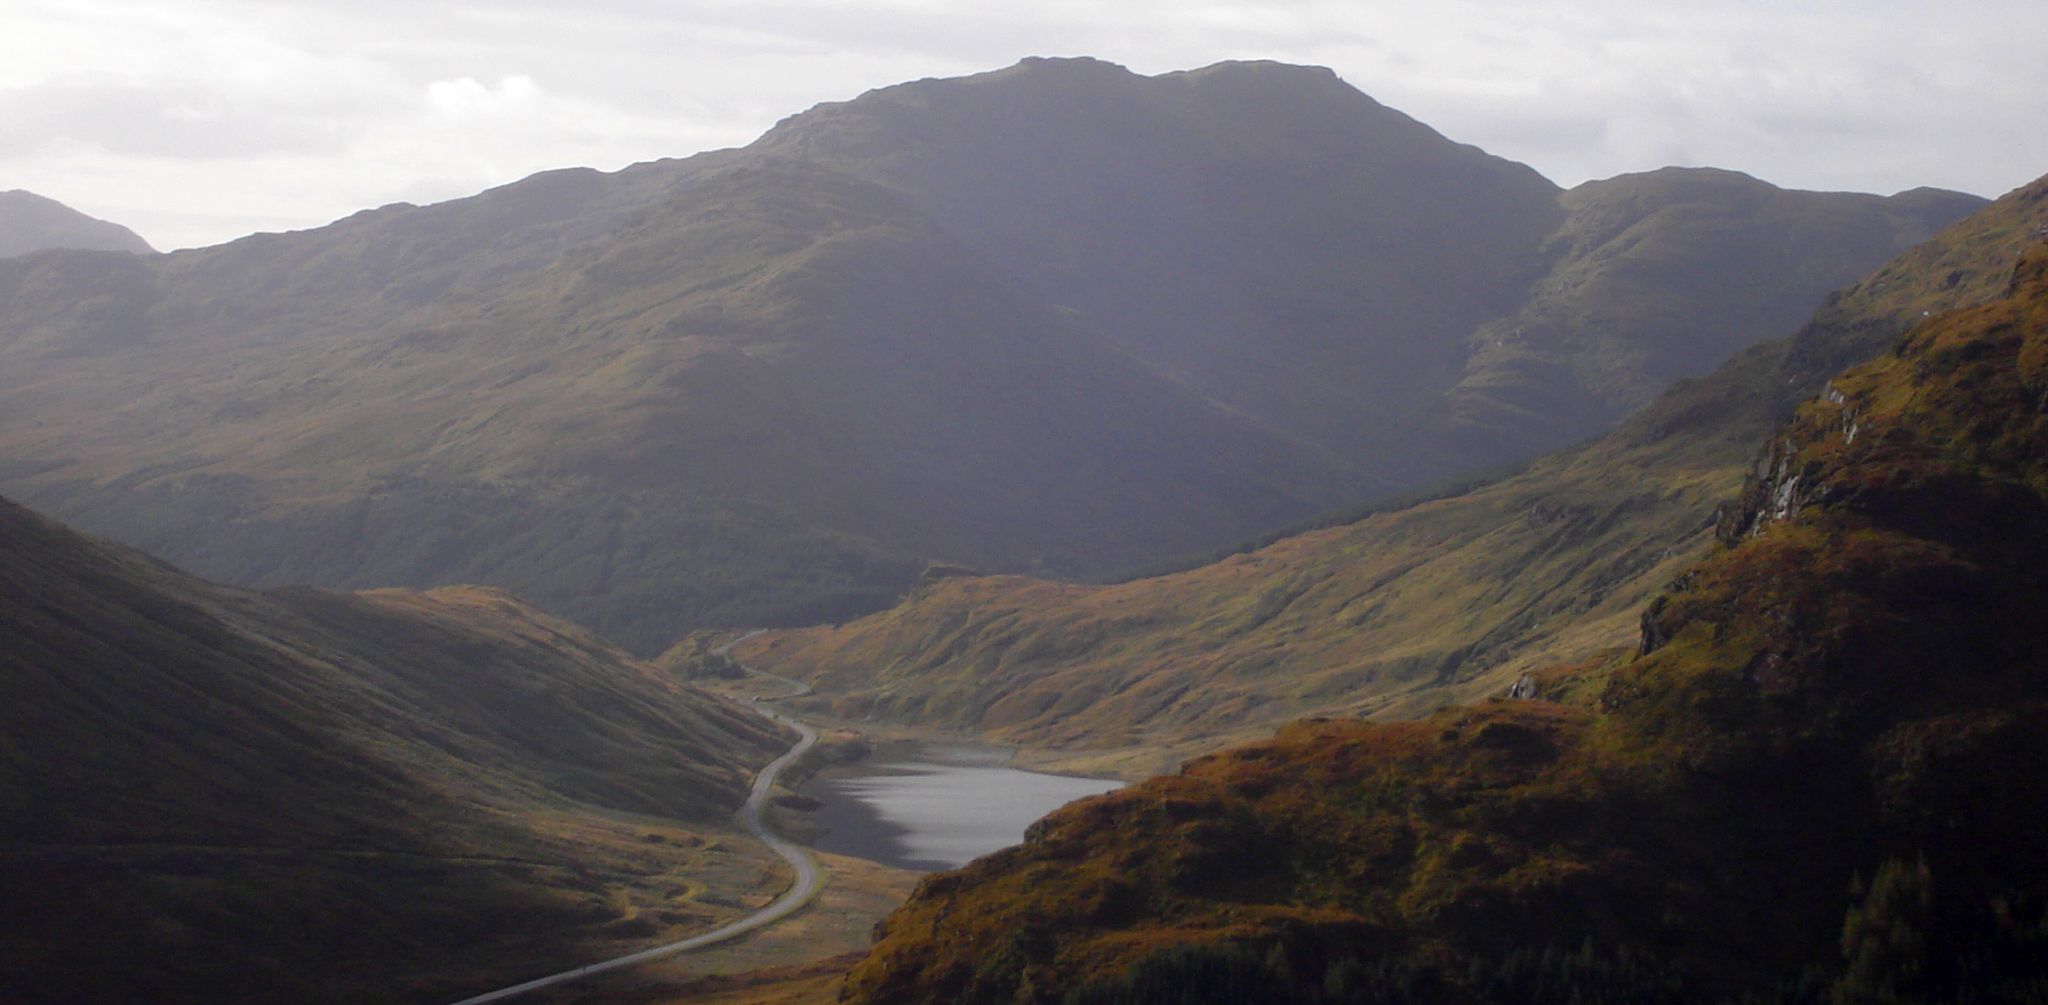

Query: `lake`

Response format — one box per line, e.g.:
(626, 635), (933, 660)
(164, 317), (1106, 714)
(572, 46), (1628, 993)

(801, 743), (1124, 872)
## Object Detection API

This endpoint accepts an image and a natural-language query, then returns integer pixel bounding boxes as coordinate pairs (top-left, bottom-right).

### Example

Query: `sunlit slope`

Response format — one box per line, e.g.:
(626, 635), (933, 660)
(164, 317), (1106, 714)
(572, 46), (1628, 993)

(739, 174), (2048, 773)
(834, 245), (2048, 1005)
(0, 59), (1977, 654)
(0, 496), (788, 1005)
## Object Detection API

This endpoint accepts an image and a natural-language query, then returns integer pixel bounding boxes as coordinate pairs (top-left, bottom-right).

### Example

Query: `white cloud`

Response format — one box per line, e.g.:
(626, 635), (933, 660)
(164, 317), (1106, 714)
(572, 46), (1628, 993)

(2, 0), (2044, 249)
(426, 75), (541, 117)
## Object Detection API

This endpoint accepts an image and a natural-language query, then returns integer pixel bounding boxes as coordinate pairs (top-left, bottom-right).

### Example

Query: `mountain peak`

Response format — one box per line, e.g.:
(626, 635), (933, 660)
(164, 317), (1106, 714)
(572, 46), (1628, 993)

(1001, 54), (1135, 76)
(991, 56), (1347, 90)
(0, 189), (155, 257)
(752, 54), (1540, 192)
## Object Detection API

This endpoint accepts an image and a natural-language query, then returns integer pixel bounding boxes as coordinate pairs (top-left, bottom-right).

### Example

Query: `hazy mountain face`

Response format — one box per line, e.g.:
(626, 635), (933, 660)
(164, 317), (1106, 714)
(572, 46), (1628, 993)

(0, 59), (1983, 653)
(750, 58), (1568, 478)
(0, 189), (154, 257)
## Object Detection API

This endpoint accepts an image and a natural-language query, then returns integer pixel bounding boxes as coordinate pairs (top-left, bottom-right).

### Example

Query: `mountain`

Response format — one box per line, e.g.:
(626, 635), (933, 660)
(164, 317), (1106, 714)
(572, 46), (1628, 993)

(0, 59), (1980, 654)
(737, 173), (2048, 776)
(748, 57), (1566, 482)
(0, 495), (789, 1004)
(829, 245), (2048, 1005)
(1443, 171), (1983, 462)
(755, 62), (1980, 473)
(0, 190), (154, 257)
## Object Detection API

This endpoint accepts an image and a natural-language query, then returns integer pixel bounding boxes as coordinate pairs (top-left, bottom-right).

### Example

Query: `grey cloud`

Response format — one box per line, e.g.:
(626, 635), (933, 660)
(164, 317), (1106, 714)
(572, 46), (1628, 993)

(0, 81), (370, 159)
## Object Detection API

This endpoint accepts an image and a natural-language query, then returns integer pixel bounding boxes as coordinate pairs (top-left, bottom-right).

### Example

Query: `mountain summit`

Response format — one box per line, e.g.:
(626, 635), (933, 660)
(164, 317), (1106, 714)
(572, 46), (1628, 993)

(750, 57), (1570, 473)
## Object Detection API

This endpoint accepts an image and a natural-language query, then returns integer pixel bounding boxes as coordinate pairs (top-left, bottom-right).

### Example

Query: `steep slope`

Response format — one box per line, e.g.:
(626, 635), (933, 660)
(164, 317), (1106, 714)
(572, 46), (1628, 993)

(834, 247), (2048, 1005)
(0, 190), (154, 257)
(0, 496), (789, 1004)
(0, 162), (1341, 650)
(750, 58), (1565, 477)
(1445, 169), (1985, 463)
(0, 60), (1978, 654)
(738, 173), (2048, 775)
(758, 62), (1977, 476)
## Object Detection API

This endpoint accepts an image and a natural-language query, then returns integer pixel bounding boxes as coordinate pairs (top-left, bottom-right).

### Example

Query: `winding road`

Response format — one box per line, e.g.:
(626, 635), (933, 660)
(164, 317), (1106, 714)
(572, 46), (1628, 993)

(445, 632), (820, 1005)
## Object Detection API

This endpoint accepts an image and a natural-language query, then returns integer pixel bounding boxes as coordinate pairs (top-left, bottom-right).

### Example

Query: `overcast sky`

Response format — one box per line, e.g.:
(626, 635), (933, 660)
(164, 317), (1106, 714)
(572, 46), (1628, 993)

(6, 0), (2045, 251)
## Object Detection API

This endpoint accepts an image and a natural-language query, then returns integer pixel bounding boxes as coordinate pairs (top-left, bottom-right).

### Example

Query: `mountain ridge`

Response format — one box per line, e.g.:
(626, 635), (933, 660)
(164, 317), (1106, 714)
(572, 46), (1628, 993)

(0, 58), (1984, 654)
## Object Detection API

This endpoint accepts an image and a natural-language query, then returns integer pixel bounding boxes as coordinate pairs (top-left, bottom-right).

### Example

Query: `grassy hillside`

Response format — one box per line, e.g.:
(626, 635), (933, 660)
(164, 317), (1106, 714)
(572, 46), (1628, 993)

(0, 60), (1977, 655)
(831, 245), (2048, 1005)
(0, 496), (790, 1004)
(738, 173), (2048, 776)
(0, 189), (154, 257)
(1444, 169), (1984, 464)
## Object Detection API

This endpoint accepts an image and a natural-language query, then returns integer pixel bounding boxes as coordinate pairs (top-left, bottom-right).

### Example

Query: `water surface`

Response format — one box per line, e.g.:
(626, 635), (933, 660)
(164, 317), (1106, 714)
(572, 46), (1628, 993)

(803, 743), (1122, 871)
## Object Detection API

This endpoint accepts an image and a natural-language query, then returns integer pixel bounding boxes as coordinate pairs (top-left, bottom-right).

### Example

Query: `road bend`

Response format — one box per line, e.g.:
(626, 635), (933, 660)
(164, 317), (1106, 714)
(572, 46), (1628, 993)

(445, 632), (819, 1005)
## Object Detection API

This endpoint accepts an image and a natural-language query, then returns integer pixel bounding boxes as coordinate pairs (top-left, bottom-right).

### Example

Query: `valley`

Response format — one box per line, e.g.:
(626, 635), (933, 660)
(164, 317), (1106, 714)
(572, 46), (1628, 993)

(0, 496), (798, 1004)
(447, 695), (820, 1005)
(430, 647), (1129, 1005)
(736, 170), (2048, 776)
(4, 48), (2046, 1005)
(830, 237), (2048, 1005)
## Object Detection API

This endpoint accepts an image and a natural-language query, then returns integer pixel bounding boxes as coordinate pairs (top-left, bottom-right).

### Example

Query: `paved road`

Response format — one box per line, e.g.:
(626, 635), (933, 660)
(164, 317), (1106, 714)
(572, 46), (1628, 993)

(444, 632), (819, 1005)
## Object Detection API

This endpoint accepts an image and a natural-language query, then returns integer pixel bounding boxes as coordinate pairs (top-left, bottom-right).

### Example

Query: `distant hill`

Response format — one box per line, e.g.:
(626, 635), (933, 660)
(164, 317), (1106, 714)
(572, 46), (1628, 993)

(739, 173), (2048, 776)
(0, 59), (1981, 653)
(0, 496), (788, 1004)
(0, 190), (154, 257)
(831, 245), (2048, 1005)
